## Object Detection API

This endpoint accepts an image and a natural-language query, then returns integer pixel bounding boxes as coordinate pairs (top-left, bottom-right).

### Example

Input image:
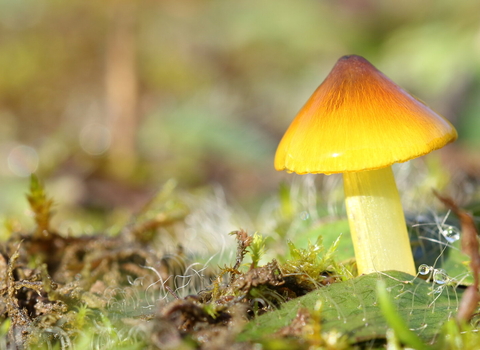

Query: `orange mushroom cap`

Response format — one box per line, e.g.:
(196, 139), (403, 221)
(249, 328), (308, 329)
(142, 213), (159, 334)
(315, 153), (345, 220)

(275, 55), (458, 175)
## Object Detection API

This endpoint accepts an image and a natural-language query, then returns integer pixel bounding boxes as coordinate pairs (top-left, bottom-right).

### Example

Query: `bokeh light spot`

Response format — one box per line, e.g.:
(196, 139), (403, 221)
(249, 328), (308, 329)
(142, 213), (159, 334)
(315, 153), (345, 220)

(79, 123), (111, 156)
(7, 145), (39, 177)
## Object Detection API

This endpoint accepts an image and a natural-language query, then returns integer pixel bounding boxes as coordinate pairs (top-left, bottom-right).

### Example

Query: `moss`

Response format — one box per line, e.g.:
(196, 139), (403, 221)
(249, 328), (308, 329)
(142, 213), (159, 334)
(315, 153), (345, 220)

(0, 177), (478, 349)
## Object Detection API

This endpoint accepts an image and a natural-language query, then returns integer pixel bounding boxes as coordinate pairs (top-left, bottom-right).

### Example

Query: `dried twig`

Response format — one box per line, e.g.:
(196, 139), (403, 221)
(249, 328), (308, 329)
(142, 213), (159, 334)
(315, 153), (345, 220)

(434, 190), (480, 322)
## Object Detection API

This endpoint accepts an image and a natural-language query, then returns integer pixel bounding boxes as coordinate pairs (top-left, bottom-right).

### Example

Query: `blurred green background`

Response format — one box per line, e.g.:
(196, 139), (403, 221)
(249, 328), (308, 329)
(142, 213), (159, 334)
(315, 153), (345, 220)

(1, 0), (480, 232)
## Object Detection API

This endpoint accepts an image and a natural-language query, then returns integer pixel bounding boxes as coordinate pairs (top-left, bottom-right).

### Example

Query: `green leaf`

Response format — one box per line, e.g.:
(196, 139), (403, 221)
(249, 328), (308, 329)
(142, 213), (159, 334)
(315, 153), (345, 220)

(239, 271), (464, 345)
(377, 280), (432, 350)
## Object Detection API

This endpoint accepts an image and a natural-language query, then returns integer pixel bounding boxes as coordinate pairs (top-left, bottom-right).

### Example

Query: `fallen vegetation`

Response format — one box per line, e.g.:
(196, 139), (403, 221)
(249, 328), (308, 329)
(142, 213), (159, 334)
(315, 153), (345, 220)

(0, 176), (479, 349)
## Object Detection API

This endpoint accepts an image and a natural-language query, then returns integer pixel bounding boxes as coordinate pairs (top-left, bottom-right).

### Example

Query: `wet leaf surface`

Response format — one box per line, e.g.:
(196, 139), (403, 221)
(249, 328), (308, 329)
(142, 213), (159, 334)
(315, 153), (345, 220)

(239, 271), (465, 345)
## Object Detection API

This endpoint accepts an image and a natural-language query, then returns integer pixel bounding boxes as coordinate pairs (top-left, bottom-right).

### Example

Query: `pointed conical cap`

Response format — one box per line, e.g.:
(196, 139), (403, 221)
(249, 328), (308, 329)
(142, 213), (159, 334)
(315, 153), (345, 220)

(275, 55), (457, 174)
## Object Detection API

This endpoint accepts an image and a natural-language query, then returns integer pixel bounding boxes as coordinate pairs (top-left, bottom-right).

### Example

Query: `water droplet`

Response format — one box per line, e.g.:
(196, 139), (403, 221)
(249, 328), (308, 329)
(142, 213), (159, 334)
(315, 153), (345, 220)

(299, 211), (310, 220)
(418, 264), (431, 275)
(441, 226), (460, 243)
(433, 269), (449, 285)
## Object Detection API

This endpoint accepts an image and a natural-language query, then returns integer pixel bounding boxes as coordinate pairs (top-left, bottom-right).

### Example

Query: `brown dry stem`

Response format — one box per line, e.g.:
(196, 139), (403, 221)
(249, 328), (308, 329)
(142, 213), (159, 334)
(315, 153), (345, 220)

(434, 190), (480, 323)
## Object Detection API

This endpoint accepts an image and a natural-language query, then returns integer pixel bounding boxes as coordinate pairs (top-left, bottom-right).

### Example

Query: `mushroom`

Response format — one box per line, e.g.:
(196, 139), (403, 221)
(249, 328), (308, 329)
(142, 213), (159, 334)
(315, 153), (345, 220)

(275, 55), (457, 275)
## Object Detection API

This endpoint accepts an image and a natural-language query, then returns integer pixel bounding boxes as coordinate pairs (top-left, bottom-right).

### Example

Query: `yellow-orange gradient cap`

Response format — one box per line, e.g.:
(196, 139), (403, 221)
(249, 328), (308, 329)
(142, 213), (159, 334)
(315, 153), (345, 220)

(274, 55), (457, 174)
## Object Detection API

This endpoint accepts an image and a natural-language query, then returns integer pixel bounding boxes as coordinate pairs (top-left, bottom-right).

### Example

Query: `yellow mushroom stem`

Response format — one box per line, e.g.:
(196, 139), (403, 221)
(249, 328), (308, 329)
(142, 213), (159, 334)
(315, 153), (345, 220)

(343, 166), (416, 275)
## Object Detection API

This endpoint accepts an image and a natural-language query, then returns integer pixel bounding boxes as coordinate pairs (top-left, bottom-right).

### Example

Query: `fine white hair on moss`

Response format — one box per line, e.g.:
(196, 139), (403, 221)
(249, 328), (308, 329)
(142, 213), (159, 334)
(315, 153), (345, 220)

(257, 173), (344, 239)
(178, 185), (247, 264)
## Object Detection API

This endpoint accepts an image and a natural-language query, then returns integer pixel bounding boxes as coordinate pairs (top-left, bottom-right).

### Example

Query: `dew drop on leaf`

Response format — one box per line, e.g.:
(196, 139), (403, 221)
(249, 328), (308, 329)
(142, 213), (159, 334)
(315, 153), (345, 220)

(433, 269), (449, 285)
(418, 264), (431, 275)
(441, 225), (460, 243)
